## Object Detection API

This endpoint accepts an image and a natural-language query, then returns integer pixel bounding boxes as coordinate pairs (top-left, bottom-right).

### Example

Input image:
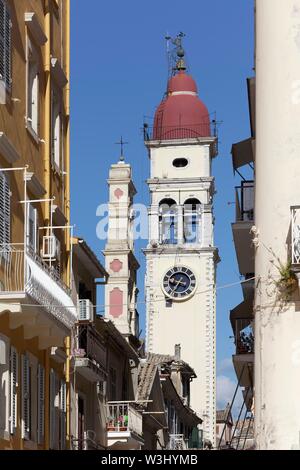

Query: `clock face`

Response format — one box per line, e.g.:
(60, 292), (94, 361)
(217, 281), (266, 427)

(163, 266), (196, 300)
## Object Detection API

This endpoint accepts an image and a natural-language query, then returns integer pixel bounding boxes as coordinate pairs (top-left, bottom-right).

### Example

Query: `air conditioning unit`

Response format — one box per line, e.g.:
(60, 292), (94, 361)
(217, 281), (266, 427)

(42, 235), (61, 260)
(78, 299), (94, 322)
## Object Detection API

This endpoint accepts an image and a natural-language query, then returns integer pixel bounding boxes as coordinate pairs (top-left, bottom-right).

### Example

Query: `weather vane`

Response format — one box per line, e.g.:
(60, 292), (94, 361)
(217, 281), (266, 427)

(115, 136), (128, 162)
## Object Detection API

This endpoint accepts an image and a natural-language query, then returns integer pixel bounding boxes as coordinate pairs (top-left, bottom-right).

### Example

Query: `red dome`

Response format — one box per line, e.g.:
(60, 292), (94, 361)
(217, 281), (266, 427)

(153, 71), (211, 140)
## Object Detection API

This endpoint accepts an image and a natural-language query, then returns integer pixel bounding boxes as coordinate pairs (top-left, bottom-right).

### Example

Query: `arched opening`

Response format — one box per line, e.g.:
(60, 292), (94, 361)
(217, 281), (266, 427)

(183, 198), (201, 244)
(159, 199), (177, 245)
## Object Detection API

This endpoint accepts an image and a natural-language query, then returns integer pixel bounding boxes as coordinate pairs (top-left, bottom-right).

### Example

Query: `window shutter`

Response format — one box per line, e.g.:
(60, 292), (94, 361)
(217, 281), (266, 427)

(0, 171), (10, 245)
(49, 368), (56, 449)
(9, 347), (18, 435)
(60, 380), (66, 450)
(0, 0), (11, 89)
(21, 354), (30, 440)
(37, 364), (45, 445)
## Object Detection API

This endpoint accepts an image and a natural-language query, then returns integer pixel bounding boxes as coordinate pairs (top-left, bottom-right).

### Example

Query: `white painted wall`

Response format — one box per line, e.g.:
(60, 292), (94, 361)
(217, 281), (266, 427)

(255, 0), (300, 450)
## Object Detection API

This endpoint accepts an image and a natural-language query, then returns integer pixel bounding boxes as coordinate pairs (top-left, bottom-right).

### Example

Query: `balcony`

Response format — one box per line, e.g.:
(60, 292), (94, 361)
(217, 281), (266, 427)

(232, 320), (254, 388)
(73, 323), (107, 382)
(0, 243), (76, 345)
(232, 181), (254, 276)
(106, 402), (144, 450)
(168, 434), (188, 450)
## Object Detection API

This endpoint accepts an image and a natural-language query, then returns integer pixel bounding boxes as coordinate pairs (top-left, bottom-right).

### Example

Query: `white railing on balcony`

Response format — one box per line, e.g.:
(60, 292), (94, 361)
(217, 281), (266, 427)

(291, 206), (300, 266)
(0, 243), (76, 329)
(168, 434), (187, 450)
(106, 403), (143, 438)
(0, 243), (25, 292)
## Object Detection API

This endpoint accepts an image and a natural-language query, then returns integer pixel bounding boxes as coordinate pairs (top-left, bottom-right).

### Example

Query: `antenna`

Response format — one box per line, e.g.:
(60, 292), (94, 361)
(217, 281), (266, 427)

(165, 32), (187, 79)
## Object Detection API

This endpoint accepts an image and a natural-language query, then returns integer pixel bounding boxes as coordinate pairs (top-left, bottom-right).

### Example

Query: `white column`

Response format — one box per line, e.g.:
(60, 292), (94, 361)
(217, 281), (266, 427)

(255, 0), (300, 450)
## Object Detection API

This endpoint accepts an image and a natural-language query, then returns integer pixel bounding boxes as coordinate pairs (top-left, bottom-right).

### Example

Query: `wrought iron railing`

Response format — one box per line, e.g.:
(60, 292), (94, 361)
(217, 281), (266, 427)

(0, 243), (76, 329)
(291, 206), (300, 267)
(144, 121), (218, 141)
(106, 403), (143, 437)
(0, 243), (25, 292)
(0, 243), (70, 295)
(168, 434), (187, 450)
(235, 321), (254, 355)
(235, 181), (254, 222)
(75, 324), (106, 370)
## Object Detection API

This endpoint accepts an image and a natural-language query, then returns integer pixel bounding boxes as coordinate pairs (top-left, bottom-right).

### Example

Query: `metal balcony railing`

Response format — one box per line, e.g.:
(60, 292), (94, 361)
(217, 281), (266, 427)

(235, 321), (254, 355)
(0, 243), (25, 292)
(75, 324), (106, 370)
(0, 243), (75, 329)
(291, 206), (300, 267)
(106, 403), (143, 438)
(168, 434), (187, 450)
(144, 121), (218, 141)
(235, 181), (254, 222)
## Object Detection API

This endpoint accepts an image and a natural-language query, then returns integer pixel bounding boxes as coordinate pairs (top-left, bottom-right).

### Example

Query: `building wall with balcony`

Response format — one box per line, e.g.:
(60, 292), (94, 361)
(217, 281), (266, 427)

(0, 0), (71, 450)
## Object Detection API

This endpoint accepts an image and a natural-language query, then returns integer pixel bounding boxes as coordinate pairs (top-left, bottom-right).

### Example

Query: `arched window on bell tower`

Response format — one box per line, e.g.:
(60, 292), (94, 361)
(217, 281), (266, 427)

(183, 198), (201, 244)
(159, 198), (177, 245)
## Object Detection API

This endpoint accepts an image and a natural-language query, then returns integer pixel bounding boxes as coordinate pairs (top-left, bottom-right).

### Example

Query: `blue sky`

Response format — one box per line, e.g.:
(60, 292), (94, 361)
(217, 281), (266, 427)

(71, 0), (254, 408)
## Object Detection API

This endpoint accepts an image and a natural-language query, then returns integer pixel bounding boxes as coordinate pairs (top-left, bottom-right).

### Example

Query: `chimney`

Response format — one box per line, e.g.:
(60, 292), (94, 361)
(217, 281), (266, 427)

(174, 344), (181, 361)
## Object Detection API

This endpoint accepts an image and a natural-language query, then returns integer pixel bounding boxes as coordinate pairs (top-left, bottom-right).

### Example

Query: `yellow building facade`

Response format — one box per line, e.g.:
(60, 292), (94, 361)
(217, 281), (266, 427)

(0, 0), (72, 450)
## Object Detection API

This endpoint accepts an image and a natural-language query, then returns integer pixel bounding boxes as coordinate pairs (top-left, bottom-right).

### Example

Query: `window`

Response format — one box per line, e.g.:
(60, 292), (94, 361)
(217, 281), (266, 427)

(51, 88), (62, 169)
(159, 199), (177, 245)
(184, 198), (201, 244)
(0, 0), (12, 89)
(0, 171), (10, 245)
(173, 158), (188, 168)
(27, 39), (39, 136)
(27, 203), (38, 252)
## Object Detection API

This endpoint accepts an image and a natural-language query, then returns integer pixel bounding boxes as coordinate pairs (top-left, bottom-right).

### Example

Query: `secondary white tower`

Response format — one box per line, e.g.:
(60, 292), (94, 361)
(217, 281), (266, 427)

(103, 155), (140, 340)
(144, 46), (218, 446)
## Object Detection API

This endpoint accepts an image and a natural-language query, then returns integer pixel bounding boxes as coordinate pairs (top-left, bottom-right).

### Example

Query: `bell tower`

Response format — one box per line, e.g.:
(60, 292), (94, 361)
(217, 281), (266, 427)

(144, 38), (219, 446)
(103, 151), (140, 340)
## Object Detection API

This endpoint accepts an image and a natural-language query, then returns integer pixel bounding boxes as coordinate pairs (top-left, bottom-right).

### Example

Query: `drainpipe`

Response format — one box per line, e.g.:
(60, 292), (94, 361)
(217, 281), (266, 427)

(44, 1), (51, 227)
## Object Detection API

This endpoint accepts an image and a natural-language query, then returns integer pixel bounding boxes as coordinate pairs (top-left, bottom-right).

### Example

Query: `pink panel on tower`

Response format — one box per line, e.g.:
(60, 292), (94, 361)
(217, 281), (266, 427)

(114, 188), (124, 200)
(110, 259), (123, 273)
(109, 288), (123, 318)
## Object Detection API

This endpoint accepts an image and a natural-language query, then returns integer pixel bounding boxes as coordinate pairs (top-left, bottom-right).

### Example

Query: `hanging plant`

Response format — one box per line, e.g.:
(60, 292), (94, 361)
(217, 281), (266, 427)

(273, 258), (298, 301)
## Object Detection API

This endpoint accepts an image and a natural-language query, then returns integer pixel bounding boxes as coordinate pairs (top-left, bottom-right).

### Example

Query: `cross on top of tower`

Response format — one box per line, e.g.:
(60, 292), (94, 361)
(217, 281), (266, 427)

(115, 136), (128, 163)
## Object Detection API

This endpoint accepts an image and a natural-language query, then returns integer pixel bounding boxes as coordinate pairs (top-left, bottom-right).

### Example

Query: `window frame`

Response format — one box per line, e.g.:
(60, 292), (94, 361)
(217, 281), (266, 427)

(26, 36), (40, 140)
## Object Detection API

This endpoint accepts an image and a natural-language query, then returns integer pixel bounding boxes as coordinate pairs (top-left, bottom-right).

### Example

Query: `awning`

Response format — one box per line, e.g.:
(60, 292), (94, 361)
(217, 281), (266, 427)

(247, 77), (256, 137)
(230, 298), (253, 334)
(231, 138), (254, 171)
